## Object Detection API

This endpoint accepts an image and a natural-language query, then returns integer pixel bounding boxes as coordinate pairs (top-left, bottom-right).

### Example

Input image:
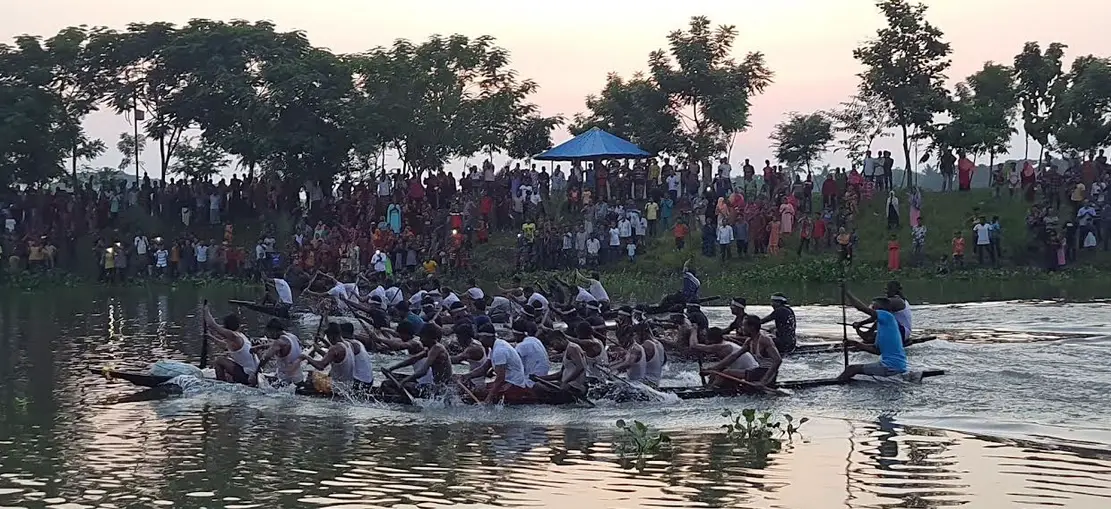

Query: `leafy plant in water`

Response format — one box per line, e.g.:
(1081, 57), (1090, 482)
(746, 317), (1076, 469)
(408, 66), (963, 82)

(721, 409), (808, 443)
(614, 419), (671, 457)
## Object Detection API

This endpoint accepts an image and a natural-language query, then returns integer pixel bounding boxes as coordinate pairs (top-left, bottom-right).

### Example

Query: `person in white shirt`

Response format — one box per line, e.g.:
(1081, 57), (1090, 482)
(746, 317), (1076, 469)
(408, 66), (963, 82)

(370, 250), (388, 274)
(523, 286), (549, 317)
(586, 237), (601, 266)
(153, 245), (169, 277)
(574, 286), (597, 304)
(626, 241), (637, 262)
(618, 217), (632, 240)
(481, 326), (534, 404)
(194, 241), (210, 273)
(608, 225), (621, 264)
(384, 285), (405, 309)
(862, 151), (877, 181)
(717, 222), (735, 260)
(666, 173), (681, 200)
(512, 320), (550, 379)
(972, 217), (993, 265)
(132, 233), (151, 276)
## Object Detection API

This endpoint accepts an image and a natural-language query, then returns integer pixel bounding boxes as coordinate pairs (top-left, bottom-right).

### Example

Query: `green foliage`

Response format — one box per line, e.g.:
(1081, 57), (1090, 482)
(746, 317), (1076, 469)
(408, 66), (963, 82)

(569, 73), (681, 155)
(931, 62), (1019, 164)
(769, 112), (835, 172)
(721, 409), (808, 443)
(116, 132), (145, 172)
(854, 0), (952, 186)
(614, 419), (671, 457)
(825, 93), (894, 166)
(1012, 42), (1068, 153)
(648, 16), (774, 161)
(171, 137), (230, 180)
(507, 114), (564, 160)
(1052, 56), (1111, 153)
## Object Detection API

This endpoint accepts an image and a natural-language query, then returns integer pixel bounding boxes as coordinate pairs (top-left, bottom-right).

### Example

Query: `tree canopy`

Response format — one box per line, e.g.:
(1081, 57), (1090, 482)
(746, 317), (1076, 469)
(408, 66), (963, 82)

(769, 112), (835, 172)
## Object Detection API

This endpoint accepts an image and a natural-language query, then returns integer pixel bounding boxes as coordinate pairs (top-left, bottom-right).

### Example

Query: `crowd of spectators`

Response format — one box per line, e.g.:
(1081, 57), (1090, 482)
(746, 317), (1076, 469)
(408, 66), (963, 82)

(1, 147), (1109, 284)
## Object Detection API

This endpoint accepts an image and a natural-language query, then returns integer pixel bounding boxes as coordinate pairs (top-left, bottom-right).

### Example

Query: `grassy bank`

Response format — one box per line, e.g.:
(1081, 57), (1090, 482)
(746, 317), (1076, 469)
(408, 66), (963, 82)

(6, 189), (1111, 304)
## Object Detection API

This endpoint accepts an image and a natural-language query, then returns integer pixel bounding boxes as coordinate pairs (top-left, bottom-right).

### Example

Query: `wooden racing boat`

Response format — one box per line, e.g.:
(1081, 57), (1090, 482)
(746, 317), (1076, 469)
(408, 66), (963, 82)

(662, 369), (947, 400)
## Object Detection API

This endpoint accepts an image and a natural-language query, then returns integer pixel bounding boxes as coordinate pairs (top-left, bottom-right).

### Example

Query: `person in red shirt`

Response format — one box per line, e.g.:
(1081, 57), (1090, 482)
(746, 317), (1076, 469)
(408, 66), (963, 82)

(673, 221), (689, 251)
(812, 214), (827, 251)
(957, 151), (975, 191)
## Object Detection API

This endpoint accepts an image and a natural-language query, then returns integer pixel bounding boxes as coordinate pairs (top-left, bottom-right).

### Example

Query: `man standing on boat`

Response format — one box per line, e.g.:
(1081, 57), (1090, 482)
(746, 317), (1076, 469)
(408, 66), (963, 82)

(251, 318), (304, 385)
(760, 293), (797, 354)
(837, 289), (907, 381)
(202, 305), (258, 386)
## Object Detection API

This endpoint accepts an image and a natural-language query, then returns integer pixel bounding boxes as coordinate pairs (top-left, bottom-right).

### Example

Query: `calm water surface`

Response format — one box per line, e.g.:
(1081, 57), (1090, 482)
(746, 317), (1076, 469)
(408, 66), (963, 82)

(1, 288), (1110, 508)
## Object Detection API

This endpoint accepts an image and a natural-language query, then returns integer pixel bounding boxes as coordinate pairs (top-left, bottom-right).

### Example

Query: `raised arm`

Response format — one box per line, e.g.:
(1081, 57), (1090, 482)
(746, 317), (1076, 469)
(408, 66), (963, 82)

(845, 289), (877, 318)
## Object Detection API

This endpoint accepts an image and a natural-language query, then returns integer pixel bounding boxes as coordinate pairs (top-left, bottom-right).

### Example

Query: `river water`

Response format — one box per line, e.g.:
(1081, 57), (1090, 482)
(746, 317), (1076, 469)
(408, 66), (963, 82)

(1, 288), (1109, 508)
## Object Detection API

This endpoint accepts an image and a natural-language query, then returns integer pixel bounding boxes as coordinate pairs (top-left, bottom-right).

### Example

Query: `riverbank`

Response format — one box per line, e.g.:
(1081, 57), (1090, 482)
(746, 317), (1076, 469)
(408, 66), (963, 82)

(5, 189), (1111, 303)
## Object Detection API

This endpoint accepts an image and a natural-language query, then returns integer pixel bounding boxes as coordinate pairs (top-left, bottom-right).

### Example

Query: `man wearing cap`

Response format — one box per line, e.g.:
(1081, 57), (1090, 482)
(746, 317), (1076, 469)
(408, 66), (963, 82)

(759, 293), (797, 353)
(614, 306), (637, 345)
(252, 318), (304, 385)
(838, 288), (907, 380)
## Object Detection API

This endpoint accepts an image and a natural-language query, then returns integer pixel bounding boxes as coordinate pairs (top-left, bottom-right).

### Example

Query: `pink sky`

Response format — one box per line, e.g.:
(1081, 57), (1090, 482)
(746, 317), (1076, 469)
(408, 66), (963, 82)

(3, 0), (1106, 175)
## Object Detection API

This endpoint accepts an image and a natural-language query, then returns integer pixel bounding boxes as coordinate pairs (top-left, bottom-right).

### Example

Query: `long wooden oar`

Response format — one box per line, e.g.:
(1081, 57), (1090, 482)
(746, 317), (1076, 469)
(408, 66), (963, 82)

(706, 370), (789, 397)
(530, 375), (594, 408)
(380, 368), (415, 405)
(840, 278), (849, 369)
(454, 378), (480, 404)
(200, 299), (210, 369)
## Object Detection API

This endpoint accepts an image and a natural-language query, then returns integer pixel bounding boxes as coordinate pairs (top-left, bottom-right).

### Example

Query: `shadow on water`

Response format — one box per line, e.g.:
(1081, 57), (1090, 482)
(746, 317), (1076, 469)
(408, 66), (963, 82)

(2, 286), (1111, 508)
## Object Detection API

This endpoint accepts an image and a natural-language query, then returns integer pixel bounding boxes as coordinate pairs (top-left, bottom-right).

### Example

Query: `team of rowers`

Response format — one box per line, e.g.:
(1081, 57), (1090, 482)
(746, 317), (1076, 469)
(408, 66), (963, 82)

(203, 269), (916, 403)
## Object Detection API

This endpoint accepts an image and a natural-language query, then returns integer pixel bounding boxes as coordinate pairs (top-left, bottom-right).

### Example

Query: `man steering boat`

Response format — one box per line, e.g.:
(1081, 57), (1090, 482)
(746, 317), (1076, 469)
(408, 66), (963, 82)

(760, 293), (797, 354)
(838, 288), (908, 381)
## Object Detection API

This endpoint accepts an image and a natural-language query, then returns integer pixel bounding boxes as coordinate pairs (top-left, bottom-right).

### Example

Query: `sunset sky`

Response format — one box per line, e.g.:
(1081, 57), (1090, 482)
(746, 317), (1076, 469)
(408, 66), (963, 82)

(3, 0), (1106, 175)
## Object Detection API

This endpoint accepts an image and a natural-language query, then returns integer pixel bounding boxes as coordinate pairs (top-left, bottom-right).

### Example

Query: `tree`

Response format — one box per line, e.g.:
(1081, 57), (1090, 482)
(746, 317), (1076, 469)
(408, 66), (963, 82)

(116, 132), (146, 172)
(769, 112), (835, 172)
(931, 62), (1019, 170)
(507, 114), (564, 160)
(42, 27), (114, 183)
(354, 34), (540, 174)
(569, 73), (680, 155)
(1012, 42), (1068, 161)
(825, 93), (894, 166)
(170, 137), (230, 180)
(853, 0), (952, 187)
(647, 16), (773, 162)
(1051, 56), (1111, 154)
(0, 40), (68, 188)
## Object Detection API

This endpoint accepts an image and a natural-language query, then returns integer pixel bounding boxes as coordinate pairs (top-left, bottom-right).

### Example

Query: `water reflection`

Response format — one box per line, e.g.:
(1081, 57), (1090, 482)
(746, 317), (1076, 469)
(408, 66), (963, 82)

(3, 288), (1111, 508)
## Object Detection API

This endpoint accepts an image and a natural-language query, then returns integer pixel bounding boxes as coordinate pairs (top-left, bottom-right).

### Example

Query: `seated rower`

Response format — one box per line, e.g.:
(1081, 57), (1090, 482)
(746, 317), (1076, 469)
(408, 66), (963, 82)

(638, 323), (667, 387)
(533, 328), (589, 398)
(339, 295), (391, 328)
(701, 315), (781, 388)
(721, 298), (749, 336)
(760, 293), (797, 354)
(258, 275), (294, 318)
(202, 305), (258, 386)
(614, 306), (636, 346)
(300, 323), (374, 390)
(686, 326), (754, 389)
(487, 294), (515, 324)
(395, 323), (452, 392)
(252, 318), (304, 386)
(451, 323), (488, 398)
(852, 281), (912, 345)
(610, 328), (647, 383)
(512, 320), (550, 380)
(838, 289), (908, 381)
(482, 323), (536, 405)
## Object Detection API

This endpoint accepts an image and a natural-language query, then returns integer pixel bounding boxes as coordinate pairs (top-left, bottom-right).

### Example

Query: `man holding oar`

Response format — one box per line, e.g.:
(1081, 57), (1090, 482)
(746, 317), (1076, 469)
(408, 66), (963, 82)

(251, 318), (304, 386)
(701, 315), (782, 389)
(837, 288), (908, 381)
(851, 281), (913, 345)
(202, 305), (258, 386)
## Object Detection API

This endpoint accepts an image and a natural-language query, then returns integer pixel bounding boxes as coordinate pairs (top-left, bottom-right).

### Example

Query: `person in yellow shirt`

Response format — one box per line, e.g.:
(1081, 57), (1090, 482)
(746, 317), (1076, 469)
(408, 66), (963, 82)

(645, 200), (660, 236)
(423, 258), (439, 275)
(103, 245), (117, 283)
(649, 159), (661, 184)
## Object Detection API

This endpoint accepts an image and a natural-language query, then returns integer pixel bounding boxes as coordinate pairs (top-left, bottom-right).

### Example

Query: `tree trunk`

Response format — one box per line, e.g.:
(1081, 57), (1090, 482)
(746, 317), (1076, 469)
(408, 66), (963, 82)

(900, 123), (913, 188)
(1024, 136), (1030, 161)
(71, 146), (78, 187)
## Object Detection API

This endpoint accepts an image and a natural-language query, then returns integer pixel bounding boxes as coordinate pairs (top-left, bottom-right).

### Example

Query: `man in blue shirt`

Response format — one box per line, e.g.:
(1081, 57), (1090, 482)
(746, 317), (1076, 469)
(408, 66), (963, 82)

(837, 288), (908, 381)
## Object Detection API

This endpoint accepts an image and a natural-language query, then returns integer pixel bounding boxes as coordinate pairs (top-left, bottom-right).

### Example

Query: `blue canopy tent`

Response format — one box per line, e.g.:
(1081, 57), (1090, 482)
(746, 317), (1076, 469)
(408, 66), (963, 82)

(534, 127), (653, 161)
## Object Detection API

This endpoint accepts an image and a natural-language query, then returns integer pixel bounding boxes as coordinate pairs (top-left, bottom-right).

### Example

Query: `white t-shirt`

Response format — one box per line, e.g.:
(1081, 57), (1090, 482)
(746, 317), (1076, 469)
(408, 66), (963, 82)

(343, 283), (360, 299)
(717, 225), (734, 244)
(384, 287), (404, 307)
(586, 238), (600, 255)
(327, 283), (350, 309)
(370, 251), (388, 272)
(609, 228), (621, 246)
(274, 278), (293, 304)
(377, 179), (391, 196)
(575, 287), (597, 303)
(195, 245), (209, 262)
(527, 292), (549, 313)
(154, 249), (168, 268)
(491, 339), (531, 388)
(626, 243), (636, 257)
(863, 156), (877, 176)
(973, 223), (991, 245)
(409, 290), (427, 307)
(442, 292), (460, 310)
(369, 285), (387, 304)
(587, 279), (610, 302)
(618, 219), (632, 238)
(134, 236), (149, 255)
(4, 218), (15, 232)
(667, 174), (680, 191)
(636, 218), (648, 236)
(515, 337), (550, 378)
(466, 287), (485, 301)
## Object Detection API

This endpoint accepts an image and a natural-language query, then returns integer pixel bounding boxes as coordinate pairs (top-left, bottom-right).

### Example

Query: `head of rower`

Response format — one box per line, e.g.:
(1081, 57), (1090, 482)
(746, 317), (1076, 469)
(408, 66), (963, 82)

(418, 322), (443, 349)
(770, 293), (789, 309)
(475, 323), (497, 350)
(324, 322), (342, 344)
(263, 317), (286, 340)
(705, 327), (727, 345)
(885, 280), (903, 298)
(730, 297), (747, 317)
(511, 319), (538, 342)
(616, 305), (634, 325)
(339, 322), (355, 340)
(453, 323), (476, 349)
(396, 320), (418, 342)
(740, 314), (763, 338)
